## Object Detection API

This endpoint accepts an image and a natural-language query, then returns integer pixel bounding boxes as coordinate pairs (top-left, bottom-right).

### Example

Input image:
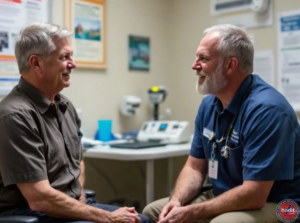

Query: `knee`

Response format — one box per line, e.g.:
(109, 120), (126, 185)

(142, 202), (161, 223)
(210, 212), (254, 223)
(142, 202), (153, 217)
(210, 213), (238, 223)
(142, 197), (168, 223)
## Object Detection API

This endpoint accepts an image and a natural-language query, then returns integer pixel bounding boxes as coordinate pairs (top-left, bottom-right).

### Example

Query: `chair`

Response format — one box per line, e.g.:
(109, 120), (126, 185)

(169, 184), (213, 195)
(0, 189), (96, 223)
(199, 184), (213, 193)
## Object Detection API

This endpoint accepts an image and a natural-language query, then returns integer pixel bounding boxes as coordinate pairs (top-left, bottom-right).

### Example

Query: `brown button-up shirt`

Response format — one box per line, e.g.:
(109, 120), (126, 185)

(0, 77), (82, 215)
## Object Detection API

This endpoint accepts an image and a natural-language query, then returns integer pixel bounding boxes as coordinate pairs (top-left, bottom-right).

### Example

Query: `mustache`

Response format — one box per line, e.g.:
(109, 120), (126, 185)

(62, 70), (71, 75)
(196, 70), (207, 76)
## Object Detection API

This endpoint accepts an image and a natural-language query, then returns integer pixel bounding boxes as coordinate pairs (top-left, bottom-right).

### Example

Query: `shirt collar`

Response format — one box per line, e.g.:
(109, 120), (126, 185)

(212, 96), (223, 113)
(226, 75), (252, 115)
(18, 77), (68, 114)
(55, 94), (68, 114)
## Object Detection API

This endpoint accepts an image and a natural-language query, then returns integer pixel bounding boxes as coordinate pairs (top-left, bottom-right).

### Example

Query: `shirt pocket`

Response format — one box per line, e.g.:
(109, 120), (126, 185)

(227, 145), (243, 181)
(47, 136), (67, 167)
(70, 134), (82, 161)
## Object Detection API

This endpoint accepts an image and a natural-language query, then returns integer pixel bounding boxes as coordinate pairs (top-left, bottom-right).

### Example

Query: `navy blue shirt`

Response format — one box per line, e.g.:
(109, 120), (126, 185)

(190, 74), (300, 203)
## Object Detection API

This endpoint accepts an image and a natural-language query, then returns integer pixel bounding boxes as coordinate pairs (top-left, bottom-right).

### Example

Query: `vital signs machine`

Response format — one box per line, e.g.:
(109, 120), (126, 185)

(110, 120), (191, 149)
(137, 120), (191, 144)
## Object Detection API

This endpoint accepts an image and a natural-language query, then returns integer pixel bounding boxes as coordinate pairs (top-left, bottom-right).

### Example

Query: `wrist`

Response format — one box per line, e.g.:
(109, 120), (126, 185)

(188, 203), (203, 221)
(106, 211), (113, 222)
(169, 197), (182, 206)
(94, 207), (112, 223)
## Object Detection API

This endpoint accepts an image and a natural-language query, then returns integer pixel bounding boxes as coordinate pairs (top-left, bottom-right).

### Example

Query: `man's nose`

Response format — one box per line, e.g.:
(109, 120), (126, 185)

(68, 59), (76, 69)
(192, 59), (201, 70)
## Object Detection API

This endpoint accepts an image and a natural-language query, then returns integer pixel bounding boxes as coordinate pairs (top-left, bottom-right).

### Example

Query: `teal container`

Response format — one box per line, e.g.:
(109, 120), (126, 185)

(98, 119), (112, 142)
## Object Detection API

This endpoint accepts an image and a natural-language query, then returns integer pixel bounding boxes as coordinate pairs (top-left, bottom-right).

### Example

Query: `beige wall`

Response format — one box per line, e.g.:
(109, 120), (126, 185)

(51, 0), (300, 210)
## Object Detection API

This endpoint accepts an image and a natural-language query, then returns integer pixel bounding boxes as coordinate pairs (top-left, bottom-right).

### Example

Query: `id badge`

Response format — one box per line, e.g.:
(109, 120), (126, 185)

(208, 159), (218, 180)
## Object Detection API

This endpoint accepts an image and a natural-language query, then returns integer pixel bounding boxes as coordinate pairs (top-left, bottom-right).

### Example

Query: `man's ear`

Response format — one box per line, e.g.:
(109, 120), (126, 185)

(226, 57), (238, 75)
(28, 55), (42, 74)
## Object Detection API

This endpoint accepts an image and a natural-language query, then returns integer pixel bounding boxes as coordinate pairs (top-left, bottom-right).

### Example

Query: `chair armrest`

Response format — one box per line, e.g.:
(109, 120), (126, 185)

(200, 184), (213, 193)
(84, 189), (96, 198)
(0, 216), (38, 223)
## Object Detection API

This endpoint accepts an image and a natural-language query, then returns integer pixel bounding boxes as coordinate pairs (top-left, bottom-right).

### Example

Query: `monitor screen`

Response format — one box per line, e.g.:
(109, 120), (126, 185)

(159, 123), (168, 131)
(172, 125), (179, 129)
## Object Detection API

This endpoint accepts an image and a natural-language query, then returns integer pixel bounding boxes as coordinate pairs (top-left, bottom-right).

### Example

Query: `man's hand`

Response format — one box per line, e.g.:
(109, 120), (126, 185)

(158, 200), (181, 221)
(158, 206), (191, 223)
(110, 207), (141, 223)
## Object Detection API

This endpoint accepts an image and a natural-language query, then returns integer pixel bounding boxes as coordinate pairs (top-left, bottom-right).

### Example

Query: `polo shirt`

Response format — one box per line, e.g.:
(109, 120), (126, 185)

(0, 77), (83, 215)
(191, 74), (300, 203)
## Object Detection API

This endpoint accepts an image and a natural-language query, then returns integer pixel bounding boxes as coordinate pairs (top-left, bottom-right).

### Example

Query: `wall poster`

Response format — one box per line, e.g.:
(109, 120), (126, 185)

(65, 0), (106, 69)
(128, 35), (150, 71)
(278, 9), (300, 111)
(0, 0), (49, 75)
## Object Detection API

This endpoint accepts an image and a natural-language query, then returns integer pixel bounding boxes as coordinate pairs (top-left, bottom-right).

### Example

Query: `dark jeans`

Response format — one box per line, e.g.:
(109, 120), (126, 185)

(13, 198), (151, 223)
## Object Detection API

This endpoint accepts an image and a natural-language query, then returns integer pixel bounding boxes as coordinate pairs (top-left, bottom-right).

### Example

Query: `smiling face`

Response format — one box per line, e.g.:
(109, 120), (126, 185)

(192, 32), (228, 95)
(37, 37), (76, 94)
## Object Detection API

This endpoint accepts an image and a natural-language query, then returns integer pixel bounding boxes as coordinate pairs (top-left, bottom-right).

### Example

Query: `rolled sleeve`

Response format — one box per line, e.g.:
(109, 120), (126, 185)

(0, 111), (47, 186)
(242, 105), (294, 181)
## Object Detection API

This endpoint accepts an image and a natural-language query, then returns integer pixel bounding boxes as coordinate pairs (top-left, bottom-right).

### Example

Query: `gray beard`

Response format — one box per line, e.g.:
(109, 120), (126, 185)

(196, 62), (227, 95)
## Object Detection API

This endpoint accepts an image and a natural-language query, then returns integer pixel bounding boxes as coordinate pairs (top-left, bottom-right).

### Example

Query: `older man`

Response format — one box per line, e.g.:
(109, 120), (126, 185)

(143, 24), (300, 223)
(0, 23), (150, 223)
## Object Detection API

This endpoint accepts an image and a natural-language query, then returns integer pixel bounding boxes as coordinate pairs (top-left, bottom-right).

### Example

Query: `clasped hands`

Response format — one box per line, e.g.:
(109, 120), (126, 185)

(157, 200), (192, 223)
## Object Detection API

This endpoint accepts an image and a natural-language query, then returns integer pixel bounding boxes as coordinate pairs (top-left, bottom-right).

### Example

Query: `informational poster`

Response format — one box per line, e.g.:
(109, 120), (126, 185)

(253, 50), (275, 87)
(0, 0), (49, 75)
(0, 76), (20, 97)
(65, 0), (106, 69)
(278, 9), (300, 111)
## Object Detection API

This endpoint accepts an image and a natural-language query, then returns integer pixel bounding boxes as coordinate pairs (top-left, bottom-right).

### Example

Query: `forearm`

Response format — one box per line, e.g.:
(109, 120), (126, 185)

(79, 160), (85, 195)
(170, 165), (206, 205)
(33, 187), (110, 222)
(187, 182), (270, 221)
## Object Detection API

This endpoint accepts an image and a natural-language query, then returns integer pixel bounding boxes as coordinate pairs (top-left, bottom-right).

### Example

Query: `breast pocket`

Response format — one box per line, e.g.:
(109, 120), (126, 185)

(227, 145), (243, 181)
(70, 134), (82, 161)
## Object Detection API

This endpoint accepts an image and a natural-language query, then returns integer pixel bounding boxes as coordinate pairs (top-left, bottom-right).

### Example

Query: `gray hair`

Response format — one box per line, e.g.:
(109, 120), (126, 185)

(15, 23), (72, 74)
(203, 24), (254, 74)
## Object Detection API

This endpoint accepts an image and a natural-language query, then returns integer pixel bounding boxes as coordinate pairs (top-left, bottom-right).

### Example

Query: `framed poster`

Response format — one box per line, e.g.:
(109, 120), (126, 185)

(0, 0), (50, 75)
(65, 0), (106, 69)
(128, 35), (150, 71)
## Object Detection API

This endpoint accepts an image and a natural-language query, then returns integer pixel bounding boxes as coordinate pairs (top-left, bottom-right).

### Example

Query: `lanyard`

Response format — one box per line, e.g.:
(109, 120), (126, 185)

(209, 75), (253, 160)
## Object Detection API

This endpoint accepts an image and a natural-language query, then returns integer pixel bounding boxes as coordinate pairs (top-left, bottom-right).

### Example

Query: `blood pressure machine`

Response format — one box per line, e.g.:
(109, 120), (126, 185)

(110, 120), (191, 149)
(137, 120), (191, 144)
